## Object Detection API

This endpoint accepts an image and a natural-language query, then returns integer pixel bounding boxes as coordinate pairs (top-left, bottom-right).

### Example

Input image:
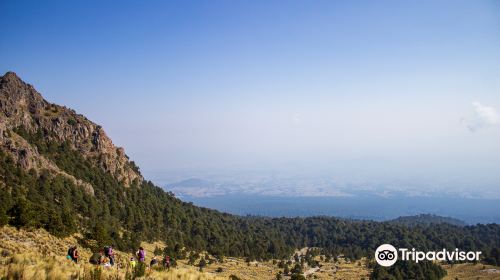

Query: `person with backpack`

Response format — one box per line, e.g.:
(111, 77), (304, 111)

(150, 256), (158, 267)
(102, 256), (111, 268)
(67, 246), (74, 261)
(136, 247), (146, 262)
(130, 257), (137, 269)
(104, 246), (115, 266)
(163, 255), (171, 269)
(89, 251), (103, 265)
(71, 246), (79, 263)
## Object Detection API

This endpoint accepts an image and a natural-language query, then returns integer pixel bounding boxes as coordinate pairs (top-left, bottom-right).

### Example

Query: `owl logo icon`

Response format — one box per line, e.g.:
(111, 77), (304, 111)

(375, 244), (398, 267)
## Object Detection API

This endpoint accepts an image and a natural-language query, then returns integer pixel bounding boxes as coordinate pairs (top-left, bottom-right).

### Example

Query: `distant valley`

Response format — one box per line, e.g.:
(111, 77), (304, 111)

(165, 177), (500, 224)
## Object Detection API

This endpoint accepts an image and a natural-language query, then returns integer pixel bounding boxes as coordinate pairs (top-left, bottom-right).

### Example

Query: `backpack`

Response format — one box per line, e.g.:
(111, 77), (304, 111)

(104, 246), (111, 257)
(137, 250), (144, 259)
(89, 253), (101, 265)
(67, 247), (74, 258)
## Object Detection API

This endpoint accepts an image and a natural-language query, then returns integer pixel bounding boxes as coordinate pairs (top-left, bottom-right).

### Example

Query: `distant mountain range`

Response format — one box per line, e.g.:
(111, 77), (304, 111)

(388, 214), (466, 227)
(168, 178), (500, 224)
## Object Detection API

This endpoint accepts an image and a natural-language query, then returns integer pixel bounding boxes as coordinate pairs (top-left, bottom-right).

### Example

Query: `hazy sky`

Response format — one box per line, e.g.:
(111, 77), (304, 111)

(1, 1), (500, 192)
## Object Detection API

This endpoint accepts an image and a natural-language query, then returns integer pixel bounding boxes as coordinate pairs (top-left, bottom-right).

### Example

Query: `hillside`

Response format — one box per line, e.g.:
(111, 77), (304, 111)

(0, 225), (371, 280)
(1, 72), (500, 278)
(0, 226), (225, 280)
(3, 225), (500, 280)
(0, 72), (141, 189)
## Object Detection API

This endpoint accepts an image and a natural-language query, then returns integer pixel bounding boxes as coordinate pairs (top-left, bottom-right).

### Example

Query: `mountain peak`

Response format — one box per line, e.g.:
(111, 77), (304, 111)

(0, 71), (42, 104)
(4, 71), (19, 79)
(0, 72), (143, 189)
(2, 71), (21, 80)
(1, 71), (25, 87)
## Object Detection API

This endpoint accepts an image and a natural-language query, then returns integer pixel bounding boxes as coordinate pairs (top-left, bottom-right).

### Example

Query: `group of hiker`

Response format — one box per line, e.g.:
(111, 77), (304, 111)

(89, 245), (115, 267)
(67, 245), (172, 269)
(129, 247), (172, 269)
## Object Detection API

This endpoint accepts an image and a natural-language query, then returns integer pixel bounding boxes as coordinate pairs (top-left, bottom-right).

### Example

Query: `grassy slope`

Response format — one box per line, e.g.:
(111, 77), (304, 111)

(0, 226), (223, 280)
(0, 225), (371, 279)
(6, 226), (500, 280)
(442, 263), (500, 280)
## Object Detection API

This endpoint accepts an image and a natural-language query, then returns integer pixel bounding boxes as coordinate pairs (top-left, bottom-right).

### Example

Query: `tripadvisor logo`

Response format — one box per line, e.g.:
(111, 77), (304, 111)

(375, 244), (398, 267)
(375, 244), (482, 267)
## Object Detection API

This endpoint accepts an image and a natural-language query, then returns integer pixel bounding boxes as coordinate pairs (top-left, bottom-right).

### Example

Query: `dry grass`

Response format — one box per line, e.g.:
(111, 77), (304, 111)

(171, 253), (370, 279)
(0, 252), (124, 279)
(443, 263), (500, 280)
(0, 225), (92, 260)
(0, 226), (224, 280)
(149, 268), (225, 280)
(311, 258), (370, 280)
(0, 253), (224, 280)
(8, 225), (498, 280)
(0, 225), (371, 279)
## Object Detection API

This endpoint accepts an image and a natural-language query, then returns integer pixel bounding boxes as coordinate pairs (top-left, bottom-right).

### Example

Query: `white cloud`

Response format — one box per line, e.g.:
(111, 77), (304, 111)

(291, 113), (301, 126)
(463, 102), (500, 132)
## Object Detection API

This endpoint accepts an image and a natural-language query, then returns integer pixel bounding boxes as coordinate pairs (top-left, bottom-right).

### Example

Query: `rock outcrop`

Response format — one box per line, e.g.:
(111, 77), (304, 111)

(0, 71), (142, 193)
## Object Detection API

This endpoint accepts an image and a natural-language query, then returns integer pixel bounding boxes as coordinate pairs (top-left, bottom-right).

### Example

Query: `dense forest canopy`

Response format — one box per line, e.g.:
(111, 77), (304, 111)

(370, 260), (448, 280)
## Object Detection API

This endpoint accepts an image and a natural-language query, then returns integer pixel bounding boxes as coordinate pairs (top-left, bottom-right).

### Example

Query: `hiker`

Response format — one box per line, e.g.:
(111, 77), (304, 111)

(163, 255), (171, 269)
(150, 256), (158, 267)
(89, 251), (102, 265)
(104, 245), (115, 266)
(130, 257), (137, 269)
(71, 246), (79, 263)
(136, 247), (146, 262)
(102, 256), (111, 268)
(67, 246), (74, 261)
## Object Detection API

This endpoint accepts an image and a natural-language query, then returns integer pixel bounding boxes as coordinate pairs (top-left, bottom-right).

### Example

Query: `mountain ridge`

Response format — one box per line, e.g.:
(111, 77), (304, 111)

(388, 214), (467, 227)
(0, 72), (142, 191)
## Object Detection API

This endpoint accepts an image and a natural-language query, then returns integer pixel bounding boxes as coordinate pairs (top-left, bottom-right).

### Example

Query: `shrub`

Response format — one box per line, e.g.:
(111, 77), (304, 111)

(88, 266), (102, 280)
(133, 261), (146, 278)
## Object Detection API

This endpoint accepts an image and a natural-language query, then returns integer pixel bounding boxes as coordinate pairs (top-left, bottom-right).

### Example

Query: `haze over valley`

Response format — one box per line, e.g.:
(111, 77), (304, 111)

(144, 170), (500, 224)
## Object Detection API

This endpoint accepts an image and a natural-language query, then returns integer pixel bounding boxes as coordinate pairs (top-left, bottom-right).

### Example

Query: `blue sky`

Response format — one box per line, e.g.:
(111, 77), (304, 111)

(1, 1), (500, 194)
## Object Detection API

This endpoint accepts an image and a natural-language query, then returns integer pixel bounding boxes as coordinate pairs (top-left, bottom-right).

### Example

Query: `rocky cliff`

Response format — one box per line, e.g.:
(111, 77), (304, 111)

(0, 72), (142, 194)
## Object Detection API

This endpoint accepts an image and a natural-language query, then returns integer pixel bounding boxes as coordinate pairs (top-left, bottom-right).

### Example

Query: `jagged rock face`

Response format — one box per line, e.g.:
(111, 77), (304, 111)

(0, 72), (142, 191)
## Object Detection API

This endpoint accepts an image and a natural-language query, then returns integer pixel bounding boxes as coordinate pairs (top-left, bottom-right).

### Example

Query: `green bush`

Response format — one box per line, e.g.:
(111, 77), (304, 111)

(370, 260), (447, 280)
(133, 261), (146, 278)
